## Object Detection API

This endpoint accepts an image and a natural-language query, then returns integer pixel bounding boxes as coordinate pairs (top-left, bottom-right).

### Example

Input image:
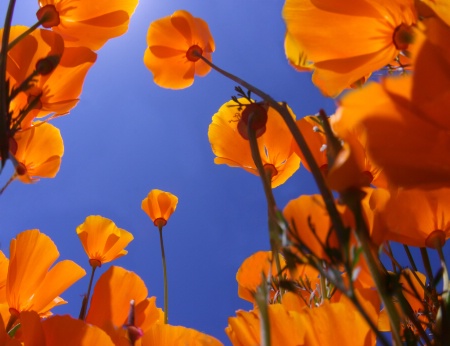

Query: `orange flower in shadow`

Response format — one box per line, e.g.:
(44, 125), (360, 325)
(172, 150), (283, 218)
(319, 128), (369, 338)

(208, 99), (300, 188)
(144, 10), (215, 89)
(20, 311), (114, 345)
(37, 0), (139, 50)
(332, 18), (450, 188)
(376, 188), (450, 248)
(283, 0), (416, 96)
(76, 215), (134, 268)
(141, 189), (178, 227)
(86, 266), (163, 344)
(5, 27), (96, 128)
(11, 122), (64, 183)
(6, 230), (85, 317)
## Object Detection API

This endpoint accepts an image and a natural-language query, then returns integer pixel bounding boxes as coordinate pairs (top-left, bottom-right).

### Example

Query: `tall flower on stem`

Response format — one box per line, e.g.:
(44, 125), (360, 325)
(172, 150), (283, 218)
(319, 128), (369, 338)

(143, 10), (215, 89)
(141, 189), (178, 324)
(76, 215), (133, 320)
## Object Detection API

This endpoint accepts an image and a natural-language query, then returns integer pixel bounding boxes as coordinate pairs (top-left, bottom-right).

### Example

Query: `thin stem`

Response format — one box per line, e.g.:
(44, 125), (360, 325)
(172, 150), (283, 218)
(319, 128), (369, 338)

(247, 114), (283, 286)
(198, 54), (348, 250)
(7, 20), (43, 52)
(79, 265), (97, 320)
(255, 274), (271, 346)
(346, 193), (403, 345)
(158, 225), (169, 324)
(403, 245), (418, 272)
(0, 0), (17, 170)
(420, 247), (434, 290)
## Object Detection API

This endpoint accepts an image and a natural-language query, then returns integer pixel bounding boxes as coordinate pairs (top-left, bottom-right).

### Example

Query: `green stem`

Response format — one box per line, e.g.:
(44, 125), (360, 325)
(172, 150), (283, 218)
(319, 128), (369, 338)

(420, 247), (434, 290)
(7, 20), (43, 52)
(255, 274), (271, 346)
(79, 265), (97, 320)
(158, 225), (169, 324)
(247, 113), (283, 286)
(346, 193), (403, 346)
(0, 0), (16, 170)
(198, 55), (348, 254)
(403, 245), (418, 272)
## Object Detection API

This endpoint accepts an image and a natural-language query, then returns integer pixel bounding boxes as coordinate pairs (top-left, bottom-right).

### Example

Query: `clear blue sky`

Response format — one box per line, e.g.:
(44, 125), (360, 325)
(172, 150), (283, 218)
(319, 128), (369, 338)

(0, 1), (446, 344)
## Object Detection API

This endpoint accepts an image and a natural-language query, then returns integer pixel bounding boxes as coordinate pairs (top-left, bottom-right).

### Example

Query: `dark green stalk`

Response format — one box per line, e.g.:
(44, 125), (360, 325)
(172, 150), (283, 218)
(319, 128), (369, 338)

(158, 225), (169, 324)
(79, 265), (97, 320)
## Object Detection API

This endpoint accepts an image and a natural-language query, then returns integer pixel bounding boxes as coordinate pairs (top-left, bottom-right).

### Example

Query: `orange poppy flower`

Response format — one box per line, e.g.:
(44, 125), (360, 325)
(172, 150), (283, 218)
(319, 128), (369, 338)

(332, 19), (450, 188)
(376, 188), (450, 248)
(141, 324), (223, 346)
(5, 27), (96, 129)
(141, 189), (178, 227)
(208, 99), (300, 188)
(143, 10), (215, 89)
(76, 215), (134, 267)
(20, 311), (114, 345)
(6, 230), (85, 317)
(11, 122), (64, 184)
(37, 0), (139, 50)
(236, 251), (288, 304)
(86, 266), (163, 344)
(283, 0), (416, 96)
(226, 304), (304, 346)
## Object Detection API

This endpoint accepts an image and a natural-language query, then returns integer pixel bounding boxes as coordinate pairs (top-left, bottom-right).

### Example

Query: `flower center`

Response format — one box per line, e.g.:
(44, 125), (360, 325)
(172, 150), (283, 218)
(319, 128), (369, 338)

(186, 45), (203, 62)
(154, 218), (167, 227)
(425, 230), (446, 249)
(36, 4), (60, 28)
(15, 162), (27, 176)
(264, 164), (278, 179)
(89, 259), (102, 268)
(237, 103), (268, 140)
(393, 24), (414, 51)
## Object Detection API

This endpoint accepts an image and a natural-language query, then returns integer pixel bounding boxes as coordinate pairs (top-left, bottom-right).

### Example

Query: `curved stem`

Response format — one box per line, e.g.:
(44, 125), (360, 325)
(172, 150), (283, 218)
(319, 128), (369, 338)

(158, 225), (169, 324)
(198, 55), (347, 252)
(7, 20), (43, 52)
(79, 265), (97, 320)
(346, 193), (403, 345)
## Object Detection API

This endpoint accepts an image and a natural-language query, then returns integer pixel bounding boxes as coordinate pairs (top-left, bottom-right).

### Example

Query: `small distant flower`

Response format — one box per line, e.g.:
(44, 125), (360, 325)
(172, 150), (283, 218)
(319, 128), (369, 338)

(141, 190), (178, 228)
(144, 10), (215, 89)
(208, 99), (300, 188)
(76, 215), (134, 268)
(37, 0), (139, 50)
(283, 0), (416, 96)
(6, 230), (85, 317)
(12, 122), (64, 183)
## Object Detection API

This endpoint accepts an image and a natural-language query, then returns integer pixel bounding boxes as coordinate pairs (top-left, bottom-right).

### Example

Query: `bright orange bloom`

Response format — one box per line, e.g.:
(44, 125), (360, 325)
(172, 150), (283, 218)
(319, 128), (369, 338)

(141, 324), (223, 346)
(6, 230), (85, 317)
(11, 122), (64, 183)
(283, 0), (416, 96)
(144, 10), (215, 89)
(209, 99), (300, 188)
(375, 188), (450, 248)
(20, 311), (114, 345)
(5, 26), (96, 128)
(37, 0), (139, 50)
(236, 251), (287, 304)
(141, 189), (178, 227)
(227, 296), (377, 346)
(76, 215), (134, 267)
(332, 18), (450, 188)
(86, 266), (163, 344)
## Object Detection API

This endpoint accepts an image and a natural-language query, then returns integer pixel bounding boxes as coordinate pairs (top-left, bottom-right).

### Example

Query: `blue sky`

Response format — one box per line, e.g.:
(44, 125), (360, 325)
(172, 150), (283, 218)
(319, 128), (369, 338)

(1, 0), (447, 344)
